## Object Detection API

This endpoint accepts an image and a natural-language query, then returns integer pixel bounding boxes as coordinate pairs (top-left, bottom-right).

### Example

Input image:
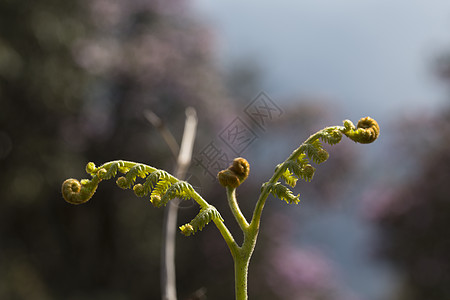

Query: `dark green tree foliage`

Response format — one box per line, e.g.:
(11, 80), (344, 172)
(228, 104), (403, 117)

(0, 0), (229, 299)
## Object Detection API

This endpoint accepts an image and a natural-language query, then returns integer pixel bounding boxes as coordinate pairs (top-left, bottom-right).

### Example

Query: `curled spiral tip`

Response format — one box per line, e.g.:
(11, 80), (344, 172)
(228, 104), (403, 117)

(116, 176), (128, 189)
(218, 169), (240, 188)
(342, 117), (379, 144)
(85, 162), (97, 174)
(133, 184), (145, 197)
(217, 157), (250, 188)
(316, 149), (329, 163)
(302, 165), (315, 181)
(150, 195), (161, 207)
(230, 158), (250, 178)
(62, 178), (99, 205)
(97, 168), (107, 179)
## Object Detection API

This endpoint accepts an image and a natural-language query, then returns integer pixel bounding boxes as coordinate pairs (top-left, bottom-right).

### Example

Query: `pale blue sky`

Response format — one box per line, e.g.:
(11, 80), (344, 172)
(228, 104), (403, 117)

(189, 2), (450, 299)
(191, 0), (450, 122)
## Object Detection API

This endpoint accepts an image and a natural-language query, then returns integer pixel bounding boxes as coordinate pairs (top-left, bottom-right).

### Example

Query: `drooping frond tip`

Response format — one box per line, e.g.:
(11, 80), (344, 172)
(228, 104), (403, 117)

(62, 160), (205, 208)
(179, 205), (224, 236)
(217, 157), (250, 188)
(342, 117), (379, 144)
(62, 161), (126, 205)
(62, 160), (221, 237)
(62, 177), (100, 205)
(264, 117), (379, 206)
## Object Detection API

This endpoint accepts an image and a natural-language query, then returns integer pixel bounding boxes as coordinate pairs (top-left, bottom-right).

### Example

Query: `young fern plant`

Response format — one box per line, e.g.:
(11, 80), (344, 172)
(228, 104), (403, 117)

(62, 117), (379, 300)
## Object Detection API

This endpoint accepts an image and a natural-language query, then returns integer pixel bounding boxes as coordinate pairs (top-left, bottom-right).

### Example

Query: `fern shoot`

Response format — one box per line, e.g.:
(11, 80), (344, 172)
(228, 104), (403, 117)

(62, 117), (379, 300)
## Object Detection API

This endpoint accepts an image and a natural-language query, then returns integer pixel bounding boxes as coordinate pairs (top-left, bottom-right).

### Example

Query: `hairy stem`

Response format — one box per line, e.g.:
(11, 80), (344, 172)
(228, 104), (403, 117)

(213, 218), (239, 257)
(234, 252), (250, 300)
(227, 187), (249, 231)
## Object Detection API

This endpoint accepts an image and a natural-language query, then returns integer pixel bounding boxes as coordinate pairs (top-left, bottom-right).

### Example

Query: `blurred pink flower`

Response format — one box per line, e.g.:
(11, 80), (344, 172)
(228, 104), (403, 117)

(265, 245), (334, 295)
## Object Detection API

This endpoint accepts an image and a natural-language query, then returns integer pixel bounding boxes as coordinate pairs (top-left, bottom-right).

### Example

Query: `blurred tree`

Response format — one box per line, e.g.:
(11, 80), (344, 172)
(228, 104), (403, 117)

(0, 0), (232, 299)
(367, 55), (450, 300)
(0, 0), (366, 299)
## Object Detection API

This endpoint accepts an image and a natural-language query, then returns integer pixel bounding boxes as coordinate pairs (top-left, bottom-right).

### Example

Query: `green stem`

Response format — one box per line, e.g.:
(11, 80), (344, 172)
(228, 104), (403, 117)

(234, 250), (250, 300)
(213, 218), (239, 257)
(227, 187), (249, 231)
(227, 190), (259, 300)
(234, 126), (344, 299)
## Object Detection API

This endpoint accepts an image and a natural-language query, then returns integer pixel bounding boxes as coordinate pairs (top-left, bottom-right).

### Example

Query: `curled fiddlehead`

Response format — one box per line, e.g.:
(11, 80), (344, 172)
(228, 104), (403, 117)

(217, 157), (250, 188)
(62, 160), (222, 235)
(342, 116), (380, 144)
(261, 117), (379, 205)
(62, 176), (101, 205)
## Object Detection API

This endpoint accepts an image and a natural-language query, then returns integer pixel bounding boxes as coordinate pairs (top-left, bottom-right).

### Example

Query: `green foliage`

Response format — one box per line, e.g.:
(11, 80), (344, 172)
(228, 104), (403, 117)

(262, 117), (379, 206)
(265, 182), (300, 204)
(0, 0), (235, 298)
(318, 127), (343, 145)
(62, 160), (215, 232)
(160, 181), (196, 207)
(280, 169), (298, 187)
(134, 170), (174, 197)
(61, 117), (379, 300)
(117, 164), (153, 189)
(180, 205), (224, 236)
(63, 117), (380, 236)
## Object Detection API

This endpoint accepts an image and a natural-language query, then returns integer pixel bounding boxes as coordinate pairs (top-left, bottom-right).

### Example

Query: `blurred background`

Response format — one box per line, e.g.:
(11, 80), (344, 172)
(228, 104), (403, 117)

(1, 0), (450, 299)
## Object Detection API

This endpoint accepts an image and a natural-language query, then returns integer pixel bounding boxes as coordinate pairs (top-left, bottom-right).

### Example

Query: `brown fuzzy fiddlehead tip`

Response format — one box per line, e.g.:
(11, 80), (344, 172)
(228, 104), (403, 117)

(217, 157), (250, 188)
(342, 117), (380, 144)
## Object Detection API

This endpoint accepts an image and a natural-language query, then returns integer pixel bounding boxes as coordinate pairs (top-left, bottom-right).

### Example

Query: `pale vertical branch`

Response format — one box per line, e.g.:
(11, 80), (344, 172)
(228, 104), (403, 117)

(146, 108), (197, 300)
(162, 107), (197, 300)
(144, 110), (180, 159)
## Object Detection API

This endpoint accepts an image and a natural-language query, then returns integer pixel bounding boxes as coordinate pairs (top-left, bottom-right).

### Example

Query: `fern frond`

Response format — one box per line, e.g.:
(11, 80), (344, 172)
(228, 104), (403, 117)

(303, 139), (328, 164)
(97, 161), (126, 180)
(319, 127), (343, 145)
(116, 164), (151, 189)
(62, 160), (194, 209)
(135, 170), (176, 197)
(258, 117), (379, 213)
(281, 169), (298, 187)
(300, 164), (315, 182)
(136, 169), (170, 197)
(160, 181), (195, 207)
(151, 180), (172, 206)
(265, 182), (300, 204)
(284, 160), (303, 179)
(301, 140), (319, 162)
(179, 205), (224, 236)
(117, 164), (151, 189)
(296, 153), (309, 167)
(284, 160), (315, 182)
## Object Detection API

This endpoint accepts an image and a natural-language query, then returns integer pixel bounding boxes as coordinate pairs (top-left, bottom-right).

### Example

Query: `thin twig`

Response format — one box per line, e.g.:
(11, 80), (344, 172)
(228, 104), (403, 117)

(144, 110), (180, 159)
(147, 108), (197, 300)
